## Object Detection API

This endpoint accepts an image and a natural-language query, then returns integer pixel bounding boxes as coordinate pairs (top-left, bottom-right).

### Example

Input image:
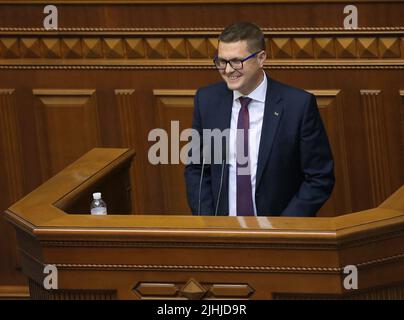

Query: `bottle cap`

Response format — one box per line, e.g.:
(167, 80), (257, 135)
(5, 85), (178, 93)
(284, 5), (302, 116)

(93, 192), (101, 200)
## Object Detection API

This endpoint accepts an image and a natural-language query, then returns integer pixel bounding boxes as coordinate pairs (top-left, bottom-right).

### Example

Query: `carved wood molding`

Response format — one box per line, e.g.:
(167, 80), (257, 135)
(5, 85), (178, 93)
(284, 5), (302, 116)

(2, 63), (404, 70)
(19, 246), (344, 274)
(1, 27), (403, 33)
(55, 262), (343, 273)
(28, 279), (116, 300)
(273, 281), (404, 299)
(133, 279), (254, 299)
(40, 240), (339, 249)
(1, 0), (403, 4)
(18, 247), (401, 274)
(0, 27), (403, 69)
(51, 251), (404, 273)
(37, 226), (404, 250)
(0, 285), (30, 299)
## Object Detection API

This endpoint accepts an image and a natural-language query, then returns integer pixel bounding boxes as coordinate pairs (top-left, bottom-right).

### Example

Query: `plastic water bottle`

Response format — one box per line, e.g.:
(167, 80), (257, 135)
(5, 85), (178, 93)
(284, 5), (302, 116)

(90, 192), (107, 215)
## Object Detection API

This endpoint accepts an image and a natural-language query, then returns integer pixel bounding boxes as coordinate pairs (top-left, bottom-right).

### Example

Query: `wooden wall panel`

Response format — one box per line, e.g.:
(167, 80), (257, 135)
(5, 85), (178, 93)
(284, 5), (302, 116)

(0, 0), (403, 296)
(310, 90), (352, 216)
(33, 89), (101, 180)
(0, 89), (25, 288)
(115, 89), (144, 213)
(401, 91), (404, 157)
(0, 89), (24, 203)
(360, 90), (393, 207)
(0, 2), (403, 29)
(153, 90), (194, 215)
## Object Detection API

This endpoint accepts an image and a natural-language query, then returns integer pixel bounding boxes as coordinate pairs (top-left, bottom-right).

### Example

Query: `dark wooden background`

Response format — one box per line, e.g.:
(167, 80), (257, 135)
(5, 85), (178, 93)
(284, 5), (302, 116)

(0, 0), (403, 297)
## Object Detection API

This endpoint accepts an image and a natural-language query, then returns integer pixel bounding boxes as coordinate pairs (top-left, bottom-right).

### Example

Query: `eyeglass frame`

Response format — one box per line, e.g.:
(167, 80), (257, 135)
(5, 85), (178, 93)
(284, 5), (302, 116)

(213, 50), (262, 70)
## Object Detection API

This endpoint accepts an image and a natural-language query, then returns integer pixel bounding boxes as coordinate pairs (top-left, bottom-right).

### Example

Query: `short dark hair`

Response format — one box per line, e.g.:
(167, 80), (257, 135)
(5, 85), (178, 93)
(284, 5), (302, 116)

(218, 22), (266, 53)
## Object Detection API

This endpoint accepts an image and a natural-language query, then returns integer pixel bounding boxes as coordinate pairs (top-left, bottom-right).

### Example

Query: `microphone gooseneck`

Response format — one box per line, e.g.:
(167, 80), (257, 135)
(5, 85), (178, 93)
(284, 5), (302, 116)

(215, 159), (226, 216)
(197, 157), (205, 216)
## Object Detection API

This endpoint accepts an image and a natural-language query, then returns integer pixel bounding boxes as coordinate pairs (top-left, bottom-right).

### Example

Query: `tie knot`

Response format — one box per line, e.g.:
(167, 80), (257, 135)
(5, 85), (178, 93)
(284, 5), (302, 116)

(239, 97), (252, 109)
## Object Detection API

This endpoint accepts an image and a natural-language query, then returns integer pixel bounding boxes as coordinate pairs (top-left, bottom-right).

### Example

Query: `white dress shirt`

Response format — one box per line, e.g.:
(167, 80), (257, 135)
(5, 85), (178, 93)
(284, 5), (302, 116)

(228, 73), (267, 216)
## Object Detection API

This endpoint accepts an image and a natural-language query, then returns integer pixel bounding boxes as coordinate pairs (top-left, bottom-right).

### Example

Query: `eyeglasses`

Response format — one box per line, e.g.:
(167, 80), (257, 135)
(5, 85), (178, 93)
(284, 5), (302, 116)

(213, 51), (261, 70)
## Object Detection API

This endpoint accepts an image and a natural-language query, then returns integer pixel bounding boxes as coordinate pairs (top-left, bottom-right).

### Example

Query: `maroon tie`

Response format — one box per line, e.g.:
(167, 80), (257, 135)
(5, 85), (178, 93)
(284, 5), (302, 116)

(236, 97), (254, 216)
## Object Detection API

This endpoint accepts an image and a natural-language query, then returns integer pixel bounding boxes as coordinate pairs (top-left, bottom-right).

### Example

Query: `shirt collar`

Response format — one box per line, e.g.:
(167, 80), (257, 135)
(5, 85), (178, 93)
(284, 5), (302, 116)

(233, 71), (267, 103)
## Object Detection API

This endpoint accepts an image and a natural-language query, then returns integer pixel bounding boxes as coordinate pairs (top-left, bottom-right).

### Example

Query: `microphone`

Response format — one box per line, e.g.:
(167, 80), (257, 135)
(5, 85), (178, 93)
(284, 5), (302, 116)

(215, 159), (225, 216)
(215, 138), (228, 216)
(197, 156), (205, 216)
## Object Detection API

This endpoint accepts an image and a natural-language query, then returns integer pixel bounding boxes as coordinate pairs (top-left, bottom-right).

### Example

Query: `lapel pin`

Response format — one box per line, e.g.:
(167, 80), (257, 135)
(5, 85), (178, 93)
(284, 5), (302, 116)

(274, 112), (279, 116)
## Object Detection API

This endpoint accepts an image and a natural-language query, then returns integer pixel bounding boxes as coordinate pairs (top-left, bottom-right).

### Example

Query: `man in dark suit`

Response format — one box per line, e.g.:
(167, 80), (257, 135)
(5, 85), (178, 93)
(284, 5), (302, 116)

(184, 22), (335, 217)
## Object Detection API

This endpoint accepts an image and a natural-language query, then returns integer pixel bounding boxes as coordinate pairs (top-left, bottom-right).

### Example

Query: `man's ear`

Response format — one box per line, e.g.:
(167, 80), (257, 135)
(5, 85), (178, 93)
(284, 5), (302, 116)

(258, 50), (267, 67)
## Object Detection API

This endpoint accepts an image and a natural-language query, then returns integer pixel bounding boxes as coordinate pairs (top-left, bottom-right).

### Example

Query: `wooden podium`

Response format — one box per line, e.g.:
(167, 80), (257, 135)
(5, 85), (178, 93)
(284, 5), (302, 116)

(5, 148), (404, 300)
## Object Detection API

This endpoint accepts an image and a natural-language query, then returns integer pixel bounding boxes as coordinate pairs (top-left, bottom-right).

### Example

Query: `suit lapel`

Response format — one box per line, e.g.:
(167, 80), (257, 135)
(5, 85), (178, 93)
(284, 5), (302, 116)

(215, 88), (233, 216)
(216, 88), (233, 132)
(256, 77), (283, 190)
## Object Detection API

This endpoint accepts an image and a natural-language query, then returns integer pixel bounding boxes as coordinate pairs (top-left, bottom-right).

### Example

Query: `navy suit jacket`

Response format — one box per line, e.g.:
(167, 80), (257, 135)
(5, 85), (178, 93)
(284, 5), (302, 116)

(184, 75), (335, 217)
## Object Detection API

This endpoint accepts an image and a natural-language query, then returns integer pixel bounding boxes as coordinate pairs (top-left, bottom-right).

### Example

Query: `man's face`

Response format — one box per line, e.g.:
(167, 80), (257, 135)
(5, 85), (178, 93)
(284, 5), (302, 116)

(217, 40), (266, 95)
